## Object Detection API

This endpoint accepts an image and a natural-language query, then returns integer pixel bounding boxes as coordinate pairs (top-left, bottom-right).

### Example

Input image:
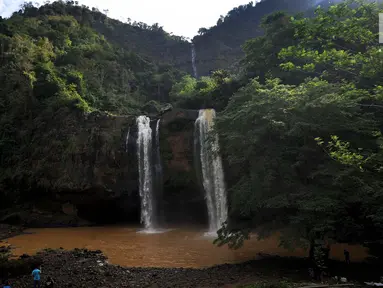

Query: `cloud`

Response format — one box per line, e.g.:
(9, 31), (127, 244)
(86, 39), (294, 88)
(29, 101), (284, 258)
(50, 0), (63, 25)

(0, 0), (6, 15)
(0, 0), (24, 17)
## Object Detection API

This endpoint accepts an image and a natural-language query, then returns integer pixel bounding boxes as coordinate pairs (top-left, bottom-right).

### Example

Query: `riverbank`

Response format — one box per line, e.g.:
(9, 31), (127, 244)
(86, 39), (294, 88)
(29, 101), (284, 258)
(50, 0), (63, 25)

(0, 226), (377, 287)
(0, 224), (24, 241)
(3, 248), (377, 288)
(2, 248), (314, 288)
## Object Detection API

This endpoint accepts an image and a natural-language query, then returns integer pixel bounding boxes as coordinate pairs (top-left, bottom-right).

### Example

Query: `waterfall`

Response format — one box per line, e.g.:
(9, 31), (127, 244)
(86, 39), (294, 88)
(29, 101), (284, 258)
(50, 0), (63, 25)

(125, 127), (130, 153)
(191, 43), (198, 78)
(195, 109), (227, 233)
(155, 119), (162, 176)
(154, 119), (163, 222)
(136, 116), (155, 229)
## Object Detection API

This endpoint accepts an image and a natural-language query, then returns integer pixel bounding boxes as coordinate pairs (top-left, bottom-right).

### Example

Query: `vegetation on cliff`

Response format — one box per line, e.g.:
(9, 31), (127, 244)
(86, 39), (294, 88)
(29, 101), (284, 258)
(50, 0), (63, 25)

(171, 0), (383, 258)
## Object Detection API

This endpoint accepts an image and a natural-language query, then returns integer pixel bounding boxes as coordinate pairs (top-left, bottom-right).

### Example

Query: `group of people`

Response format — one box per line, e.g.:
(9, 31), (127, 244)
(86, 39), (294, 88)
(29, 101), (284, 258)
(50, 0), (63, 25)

(2, 266), (54, 288)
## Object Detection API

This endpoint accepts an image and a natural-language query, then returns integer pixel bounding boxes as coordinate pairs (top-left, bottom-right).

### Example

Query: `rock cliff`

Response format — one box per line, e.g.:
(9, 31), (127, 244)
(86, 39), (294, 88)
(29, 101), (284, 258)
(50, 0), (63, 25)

(0, 107), (207, 227)
(160, 109), (207, 225)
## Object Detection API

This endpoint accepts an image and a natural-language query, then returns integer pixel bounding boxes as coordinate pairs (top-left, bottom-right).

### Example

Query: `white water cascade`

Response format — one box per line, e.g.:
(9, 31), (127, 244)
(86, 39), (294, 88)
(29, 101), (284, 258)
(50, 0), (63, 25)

(154, 119), (163, 223)
(195, 109), (228, 233)
(191, 43), (198, 78)
(154, 119), (162, 176)
(136, 116), (155, 230)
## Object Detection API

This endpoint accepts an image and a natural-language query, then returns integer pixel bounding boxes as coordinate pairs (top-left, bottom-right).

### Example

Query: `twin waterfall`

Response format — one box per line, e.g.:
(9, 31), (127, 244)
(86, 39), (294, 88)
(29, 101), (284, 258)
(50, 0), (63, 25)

(195, 109), (227, 232)
(134, 109), (227, 233)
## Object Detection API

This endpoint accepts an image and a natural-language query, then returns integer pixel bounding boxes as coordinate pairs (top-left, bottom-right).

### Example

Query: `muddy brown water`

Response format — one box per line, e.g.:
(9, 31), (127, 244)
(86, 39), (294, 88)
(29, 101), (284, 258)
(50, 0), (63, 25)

(0, 226), (368, 268)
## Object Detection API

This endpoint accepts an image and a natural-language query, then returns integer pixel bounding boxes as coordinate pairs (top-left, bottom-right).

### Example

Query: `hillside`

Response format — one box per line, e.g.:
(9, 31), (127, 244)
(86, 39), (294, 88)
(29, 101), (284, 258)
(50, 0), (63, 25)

(0, 0), (192, 215)
(12, 0), (340, 81)
(16, 1), (193, 74)
(192, 0), (337, 76)
(3, 0), (341, 84)
(0, 1), (194, 117)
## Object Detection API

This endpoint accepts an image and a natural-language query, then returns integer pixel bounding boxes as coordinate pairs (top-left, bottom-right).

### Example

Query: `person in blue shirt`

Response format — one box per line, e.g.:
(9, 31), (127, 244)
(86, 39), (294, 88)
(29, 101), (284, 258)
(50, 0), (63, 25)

(32, 266), (42, 288)
(3, 280), (11, 288)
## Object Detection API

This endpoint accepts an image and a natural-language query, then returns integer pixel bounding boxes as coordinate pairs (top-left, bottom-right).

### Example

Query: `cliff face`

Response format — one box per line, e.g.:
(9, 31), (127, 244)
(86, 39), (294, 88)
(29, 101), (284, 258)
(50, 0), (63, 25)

(0, 108), (207, 227)
(159, 109), (207, 225)
(1, 107), (140, 226)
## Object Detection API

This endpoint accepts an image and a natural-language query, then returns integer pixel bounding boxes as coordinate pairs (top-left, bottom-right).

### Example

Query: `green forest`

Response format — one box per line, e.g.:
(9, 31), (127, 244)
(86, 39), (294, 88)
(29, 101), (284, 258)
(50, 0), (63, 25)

(1, 0), (383, 267)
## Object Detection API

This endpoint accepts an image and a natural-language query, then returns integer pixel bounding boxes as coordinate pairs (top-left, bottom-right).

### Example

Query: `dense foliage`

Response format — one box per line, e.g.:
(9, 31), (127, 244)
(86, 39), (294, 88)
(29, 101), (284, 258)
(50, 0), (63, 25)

(169, 70), (241, 111)
(172, 0), (383, 258)
(1, 1), (188, 114)
(17, 1), (193, 72)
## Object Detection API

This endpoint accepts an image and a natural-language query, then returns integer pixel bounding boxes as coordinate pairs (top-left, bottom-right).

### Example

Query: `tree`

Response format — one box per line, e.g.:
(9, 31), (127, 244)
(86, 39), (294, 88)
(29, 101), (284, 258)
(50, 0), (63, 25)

(241, 11), (306, 84)
(198, 27), (208, 35)
(279, 0), (383, 88)
(215, 77), (383, 251)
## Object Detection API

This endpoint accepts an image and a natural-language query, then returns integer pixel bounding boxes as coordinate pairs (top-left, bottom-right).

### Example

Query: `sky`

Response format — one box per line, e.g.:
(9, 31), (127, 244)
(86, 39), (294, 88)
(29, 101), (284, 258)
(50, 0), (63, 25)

(0, 0), (251, 38)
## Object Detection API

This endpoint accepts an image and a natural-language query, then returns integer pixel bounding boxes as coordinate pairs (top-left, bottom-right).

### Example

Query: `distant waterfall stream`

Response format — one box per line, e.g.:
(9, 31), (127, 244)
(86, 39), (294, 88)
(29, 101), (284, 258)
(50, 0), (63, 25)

(136, 116), (155, 230)
(194, 109), (228, 233)
(191, 43), (198, 78)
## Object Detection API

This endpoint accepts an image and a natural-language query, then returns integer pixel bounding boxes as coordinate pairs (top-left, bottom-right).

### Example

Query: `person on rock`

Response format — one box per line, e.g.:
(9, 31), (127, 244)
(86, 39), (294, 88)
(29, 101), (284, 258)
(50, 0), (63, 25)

(44, 276), (54, 288)
(32, 266), (42, 288)
(3, 280), (11, 288)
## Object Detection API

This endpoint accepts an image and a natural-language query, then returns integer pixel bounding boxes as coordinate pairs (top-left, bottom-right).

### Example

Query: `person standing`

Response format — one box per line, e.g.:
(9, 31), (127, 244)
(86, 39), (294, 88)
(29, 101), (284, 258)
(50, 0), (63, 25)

(344, 249), (350, 264)
(3, 280), (11, 288)
(32, 266), (42, 288)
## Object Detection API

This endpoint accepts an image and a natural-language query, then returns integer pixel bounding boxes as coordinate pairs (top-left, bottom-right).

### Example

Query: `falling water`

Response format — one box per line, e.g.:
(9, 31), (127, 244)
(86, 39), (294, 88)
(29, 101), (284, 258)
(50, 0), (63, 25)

(154, 119), (163, 223)
(125, 127), (130, 153)
(191, 43), (198, 78)
(136, 116), (155, 229)
(155, 119), (162, 176)
(195, 109), (227, 233)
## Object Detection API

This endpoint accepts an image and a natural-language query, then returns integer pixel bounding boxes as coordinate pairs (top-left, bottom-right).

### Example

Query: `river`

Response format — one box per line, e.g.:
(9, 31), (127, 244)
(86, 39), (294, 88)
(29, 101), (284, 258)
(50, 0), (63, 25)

(1, 226), (368, 268)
